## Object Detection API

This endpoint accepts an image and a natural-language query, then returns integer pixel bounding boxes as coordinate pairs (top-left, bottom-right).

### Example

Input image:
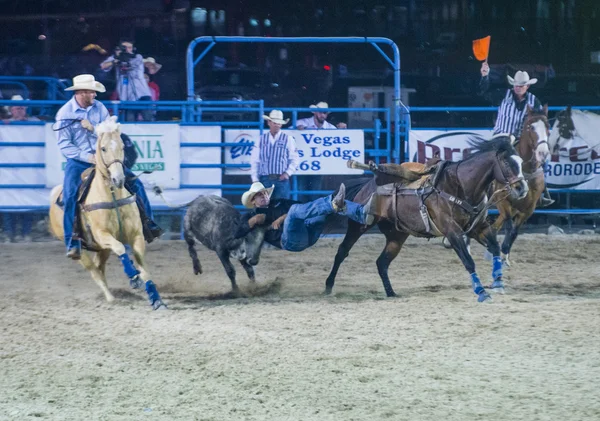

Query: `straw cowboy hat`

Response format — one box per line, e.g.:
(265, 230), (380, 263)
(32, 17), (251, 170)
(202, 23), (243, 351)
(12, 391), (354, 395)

(309, 101), (330, 112)
(507, 71), (537, 87)
(4, 94), (25, 112)
(263, 109), (289, 125)
(143, 57), (162, 75)
(64, 74), (106, 92)
(241, 182), (275, 209)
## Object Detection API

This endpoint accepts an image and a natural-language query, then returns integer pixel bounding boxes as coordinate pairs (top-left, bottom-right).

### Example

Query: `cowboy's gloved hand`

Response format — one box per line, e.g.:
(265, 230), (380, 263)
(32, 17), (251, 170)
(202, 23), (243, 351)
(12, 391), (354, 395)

(80, 119), (94, 132)
(88, 155), (96, 164)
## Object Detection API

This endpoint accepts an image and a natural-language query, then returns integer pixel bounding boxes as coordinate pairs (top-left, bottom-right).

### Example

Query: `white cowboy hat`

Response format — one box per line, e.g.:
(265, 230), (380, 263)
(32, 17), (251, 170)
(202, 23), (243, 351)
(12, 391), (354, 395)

(64, 74), (106, 92)
(4, 94), (26, 112)
(507, 71), (537, 86)
(143, 57), (162, 75)
(263, 109), (289, 125)
(309, 101), (329, 111)
(241, 182), (275, 209)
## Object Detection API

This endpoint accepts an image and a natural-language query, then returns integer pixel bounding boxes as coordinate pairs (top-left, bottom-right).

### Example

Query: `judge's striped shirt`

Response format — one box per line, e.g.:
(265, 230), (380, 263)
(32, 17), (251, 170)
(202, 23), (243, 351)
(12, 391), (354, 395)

(493, 90), (540, 139)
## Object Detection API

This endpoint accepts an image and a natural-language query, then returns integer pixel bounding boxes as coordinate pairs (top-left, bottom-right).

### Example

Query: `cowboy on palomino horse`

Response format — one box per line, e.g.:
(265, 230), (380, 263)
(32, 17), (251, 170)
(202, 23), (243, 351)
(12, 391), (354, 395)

(336, 135), (528, 302)
(54, 74), (162, 260)
(479, 63), (554, 207)
(49, 74), (165, 309)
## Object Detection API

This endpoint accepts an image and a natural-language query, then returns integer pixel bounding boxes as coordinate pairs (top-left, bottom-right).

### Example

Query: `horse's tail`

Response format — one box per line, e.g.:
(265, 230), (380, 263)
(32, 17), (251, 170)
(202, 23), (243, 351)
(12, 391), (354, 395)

(152, 185), (197, 209)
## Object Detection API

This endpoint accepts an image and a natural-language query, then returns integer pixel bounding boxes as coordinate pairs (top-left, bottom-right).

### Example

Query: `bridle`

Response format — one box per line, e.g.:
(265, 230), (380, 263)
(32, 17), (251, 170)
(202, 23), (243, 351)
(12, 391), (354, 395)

(97, 135), (125, 180)
(495, 152), (524, 193)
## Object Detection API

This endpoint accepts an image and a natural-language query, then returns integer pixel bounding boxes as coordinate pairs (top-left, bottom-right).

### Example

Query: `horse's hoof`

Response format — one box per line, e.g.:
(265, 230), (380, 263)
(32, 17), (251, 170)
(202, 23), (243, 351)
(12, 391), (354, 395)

(477, 291), (492, 303)
(503, 259), (511, 268)
(152, 300), (167, 310)
(386, 291), (398, 298)
(489, 280), (506, 294)
(323, 288), (333, 295)
(129, 275), (143, 289)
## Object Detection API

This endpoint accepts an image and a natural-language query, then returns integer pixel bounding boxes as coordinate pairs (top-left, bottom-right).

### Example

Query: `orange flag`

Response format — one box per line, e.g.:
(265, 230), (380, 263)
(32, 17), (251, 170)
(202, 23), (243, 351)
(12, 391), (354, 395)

(472, 36), (491, 61)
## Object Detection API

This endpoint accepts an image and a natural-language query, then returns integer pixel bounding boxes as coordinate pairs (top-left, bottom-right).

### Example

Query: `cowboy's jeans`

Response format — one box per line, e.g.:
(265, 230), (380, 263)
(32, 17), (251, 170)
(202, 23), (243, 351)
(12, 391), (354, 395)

(281, 196), (367, 252)
(124, 168), (154, 220)
(63, 159), (93, 251)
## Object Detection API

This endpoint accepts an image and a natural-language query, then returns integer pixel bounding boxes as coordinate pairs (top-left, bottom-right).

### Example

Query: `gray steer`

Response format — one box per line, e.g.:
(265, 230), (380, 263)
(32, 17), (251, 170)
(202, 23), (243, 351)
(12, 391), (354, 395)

(184, 195), (267, 292)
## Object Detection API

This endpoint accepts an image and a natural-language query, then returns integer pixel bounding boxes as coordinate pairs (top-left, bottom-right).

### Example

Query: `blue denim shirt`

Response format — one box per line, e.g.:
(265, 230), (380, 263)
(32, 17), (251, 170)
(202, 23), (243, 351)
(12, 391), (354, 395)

(55, 97), (109, 163)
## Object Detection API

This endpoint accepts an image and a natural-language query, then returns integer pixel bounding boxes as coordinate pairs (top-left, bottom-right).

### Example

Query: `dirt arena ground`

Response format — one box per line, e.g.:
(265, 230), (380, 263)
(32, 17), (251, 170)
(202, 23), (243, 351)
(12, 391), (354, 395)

(1, 233), (600, 421)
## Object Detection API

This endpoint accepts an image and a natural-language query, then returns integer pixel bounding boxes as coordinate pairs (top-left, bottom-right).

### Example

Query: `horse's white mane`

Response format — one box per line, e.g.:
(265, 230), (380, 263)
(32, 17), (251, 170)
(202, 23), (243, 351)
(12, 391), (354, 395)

(96, 116), (120, 135)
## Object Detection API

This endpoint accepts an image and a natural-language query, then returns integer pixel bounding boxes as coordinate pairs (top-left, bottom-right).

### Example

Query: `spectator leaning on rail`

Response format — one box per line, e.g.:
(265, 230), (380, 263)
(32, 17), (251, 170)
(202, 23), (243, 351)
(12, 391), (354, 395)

(100, 39), (152, 121)
(55, 74), (162, 260)
(295, 101), (347, 200)
(479, 63), (554, 207)
(3, 95), (40, 122)
(296, 101), (347, 130)
(250, 110), (300, 200)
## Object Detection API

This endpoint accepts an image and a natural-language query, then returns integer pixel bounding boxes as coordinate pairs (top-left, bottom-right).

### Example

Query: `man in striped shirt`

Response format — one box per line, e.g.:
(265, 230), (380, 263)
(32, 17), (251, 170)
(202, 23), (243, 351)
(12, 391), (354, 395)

(250, 110), (300, 200)
(479, 63), (554, 206)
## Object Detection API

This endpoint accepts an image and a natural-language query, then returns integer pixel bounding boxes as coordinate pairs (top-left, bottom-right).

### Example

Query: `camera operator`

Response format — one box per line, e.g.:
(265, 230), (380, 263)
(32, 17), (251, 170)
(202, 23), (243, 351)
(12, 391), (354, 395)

(100, 39), (152, 121)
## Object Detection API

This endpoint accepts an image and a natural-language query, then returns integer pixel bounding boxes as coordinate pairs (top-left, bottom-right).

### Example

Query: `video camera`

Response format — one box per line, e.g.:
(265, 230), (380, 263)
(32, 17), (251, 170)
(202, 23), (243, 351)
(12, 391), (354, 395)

(114, 43), (135, 72)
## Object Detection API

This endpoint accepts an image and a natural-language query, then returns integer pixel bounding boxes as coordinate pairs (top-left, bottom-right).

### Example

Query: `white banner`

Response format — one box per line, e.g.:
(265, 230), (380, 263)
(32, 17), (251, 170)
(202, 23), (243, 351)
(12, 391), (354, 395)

(409, 129), (600, 190)
(546, 136), (600, 190)
(409, 129), (493, 164)
(45, 123), (181, 189)
(224, 129), (365, 176)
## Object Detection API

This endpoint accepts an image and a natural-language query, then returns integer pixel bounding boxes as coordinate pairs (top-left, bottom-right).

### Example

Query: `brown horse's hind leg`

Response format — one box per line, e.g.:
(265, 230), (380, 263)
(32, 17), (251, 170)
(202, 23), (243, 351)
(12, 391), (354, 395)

(500, 212), (529, 267)
(376, 222), (409, 297)
(324, 220), (370, 294)
(80, 252), (115, 302)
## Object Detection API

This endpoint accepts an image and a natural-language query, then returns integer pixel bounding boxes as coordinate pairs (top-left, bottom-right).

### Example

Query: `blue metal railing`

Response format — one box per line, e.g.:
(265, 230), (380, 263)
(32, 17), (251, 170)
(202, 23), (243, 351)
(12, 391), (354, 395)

(186, 36), (410, 163)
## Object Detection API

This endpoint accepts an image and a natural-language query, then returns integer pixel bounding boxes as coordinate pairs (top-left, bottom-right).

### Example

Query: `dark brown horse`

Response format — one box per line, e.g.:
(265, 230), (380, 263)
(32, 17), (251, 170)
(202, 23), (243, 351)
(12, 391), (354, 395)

(326, 135), (528, 303)
(492, 105), (550, 266)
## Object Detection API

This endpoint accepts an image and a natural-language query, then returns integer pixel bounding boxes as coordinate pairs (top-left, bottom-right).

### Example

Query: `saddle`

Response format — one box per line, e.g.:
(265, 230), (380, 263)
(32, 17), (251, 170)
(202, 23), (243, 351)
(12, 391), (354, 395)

(56, 167), (96, 208)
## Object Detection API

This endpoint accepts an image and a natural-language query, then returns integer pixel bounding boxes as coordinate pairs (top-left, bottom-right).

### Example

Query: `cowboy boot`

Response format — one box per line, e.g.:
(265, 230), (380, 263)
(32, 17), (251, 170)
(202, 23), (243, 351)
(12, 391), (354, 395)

(538, 186), (555, 207)
(332, 183), (346, 212)
(136, 202), (163, 243)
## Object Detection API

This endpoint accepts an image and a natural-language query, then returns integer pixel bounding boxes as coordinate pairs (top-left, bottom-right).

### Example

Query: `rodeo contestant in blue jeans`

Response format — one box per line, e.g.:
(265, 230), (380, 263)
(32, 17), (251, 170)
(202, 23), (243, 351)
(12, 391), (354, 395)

(236, 182), (376, 252)
(56, 74), (162, 260)
(250, 110), (300, 201)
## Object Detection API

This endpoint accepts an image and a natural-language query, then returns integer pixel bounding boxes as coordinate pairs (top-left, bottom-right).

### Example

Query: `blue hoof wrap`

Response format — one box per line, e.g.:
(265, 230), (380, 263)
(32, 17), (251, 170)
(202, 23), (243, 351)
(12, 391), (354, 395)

(470, 272), (485, 295)
(492, 256), (503, 280)
(119, 253), (139, 279)
(145, 280), (165, 309)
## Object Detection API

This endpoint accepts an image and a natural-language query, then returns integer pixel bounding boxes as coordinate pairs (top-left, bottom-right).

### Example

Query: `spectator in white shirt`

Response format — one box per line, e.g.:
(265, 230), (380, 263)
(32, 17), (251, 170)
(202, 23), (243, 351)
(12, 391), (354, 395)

(250, 110), (300, 200)
(296, 101), (347, 130)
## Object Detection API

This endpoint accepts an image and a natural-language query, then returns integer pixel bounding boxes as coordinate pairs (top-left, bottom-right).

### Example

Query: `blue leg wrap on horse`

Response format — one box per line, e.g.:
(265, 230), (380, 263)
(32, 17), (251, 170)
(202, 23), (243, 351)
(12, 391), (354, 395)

(492, 256), (503, 280)
(145, 280), (161, 304)
(119, 253), (139, 279)
(470, 273), (485, 295)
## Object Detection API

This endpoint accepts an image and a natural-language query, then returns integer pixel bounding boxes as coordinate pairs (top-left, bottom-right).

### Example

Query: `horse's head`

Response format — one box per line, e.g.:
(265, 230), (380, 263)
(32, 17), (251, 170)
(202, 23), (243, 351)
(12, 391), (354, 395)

(493, 139), (529, 200)
(520, 104), (550, 165)
(549, 106), (575, 153)
(95, 116), (125, 189)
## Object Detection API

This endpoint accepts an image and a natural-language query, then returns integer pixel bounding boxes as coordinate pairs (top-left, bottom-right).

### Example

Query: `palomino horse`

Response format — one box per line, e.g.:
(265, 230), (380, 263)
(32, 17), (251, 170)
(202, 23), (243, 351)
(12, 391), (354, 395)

(492, 105), (550, 266)
(326, 136), (528, 303)
(49, 116), (165, 310)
